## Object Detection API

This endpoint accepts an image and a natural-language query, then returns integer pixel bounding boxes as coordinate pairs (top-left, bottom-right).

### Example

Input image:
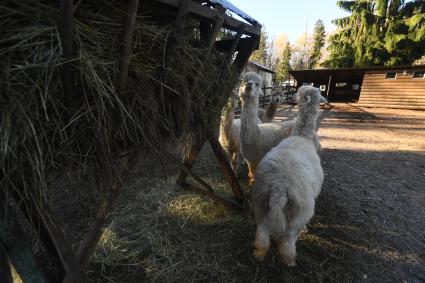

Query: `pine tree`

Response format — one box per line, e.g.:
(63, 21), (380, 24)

(309, 19), (326, 68)
(275, 42), (292, 84)
(324, 0), (425, 68)
(250, 29), (268, 65)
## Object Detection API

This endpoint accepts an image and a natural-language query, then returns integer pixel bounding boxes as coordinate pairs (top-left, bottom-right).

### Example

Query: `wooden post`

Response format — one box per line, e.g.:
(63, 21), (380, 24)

(208, 137), (244, 202)
(119, 0), (140, 93)
(164, 0), (190, 67)
(0, 197), (47, 283)
(58, 0), (75, 109)
(176, 136), (206, 186)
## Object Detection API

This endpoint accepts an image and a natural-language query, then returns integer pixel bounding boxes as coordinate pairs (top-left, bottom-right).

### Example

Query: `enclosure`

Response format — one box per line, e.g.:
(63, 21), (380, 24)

(38, 103), (424, 282)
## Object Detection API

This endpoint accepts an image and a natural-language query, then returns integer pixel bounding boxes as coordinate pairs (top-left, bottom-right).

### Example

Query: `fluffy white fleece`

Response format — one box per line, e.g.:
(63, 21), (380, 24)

(239, 73), (320, 186)
(250, 86), (327, 266)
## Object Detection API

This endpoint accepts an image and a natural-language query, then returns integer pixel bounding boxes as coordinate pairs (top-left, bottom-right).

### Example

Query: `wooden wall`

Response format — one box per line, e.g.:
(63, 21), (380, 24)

(358, 69), (425, 110)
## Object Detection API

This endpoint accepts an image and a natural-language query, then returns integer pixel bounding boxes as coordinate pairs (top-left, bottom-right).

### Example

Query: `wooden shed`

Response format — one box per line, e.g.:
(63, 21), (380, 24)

(244, 61), (275, 96)
(357, 67), (425, 110)
(290, 65), (425, 110)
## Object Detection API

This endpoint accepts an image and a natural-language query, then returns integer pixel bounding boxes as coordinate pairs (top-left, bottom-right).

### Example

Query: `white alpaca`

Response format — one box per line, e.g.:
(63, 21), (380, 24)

(219, 90), (273, 172)
(239, 73), (321, 186)
(219, 97), (243, 171)
(250, 86), (327, 266)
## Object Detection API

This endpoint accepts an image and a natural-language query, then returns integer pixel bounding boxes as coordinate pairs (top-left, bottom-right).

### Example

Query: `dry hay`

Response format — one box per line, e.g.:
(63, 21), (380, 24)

(0, 1), (237, 209)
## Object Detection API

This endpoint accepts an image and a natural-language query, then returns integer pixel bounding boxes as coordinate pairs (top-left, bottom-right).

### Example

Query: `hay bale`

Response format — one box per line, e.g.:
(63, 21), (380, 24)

(0, 0), (237, 212)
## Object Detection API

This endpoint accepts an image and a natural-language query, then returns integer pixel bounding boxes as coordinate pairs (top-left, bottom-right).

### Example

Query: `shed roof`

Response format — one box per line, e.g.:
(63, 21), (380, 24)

(290, 65), (425, 84)
(248, 61), (275, 74)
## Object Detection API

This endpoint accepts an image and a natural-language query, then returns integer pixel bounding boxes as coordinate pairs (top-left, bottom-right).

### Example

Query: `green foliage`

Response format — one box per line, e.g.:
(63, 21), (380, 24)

(309, 19), (326, 68)
(324, 0), (425, 68)
(275, 42), (292, 83)
(250, 29), (268, 65)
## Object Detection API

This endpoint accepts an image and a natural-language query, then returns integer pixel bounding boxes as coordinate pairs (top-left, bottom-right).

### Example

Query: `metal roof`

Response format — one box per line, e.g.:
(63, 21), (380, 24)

(249, 61), (275, 74)
(208, 0), (259, 26)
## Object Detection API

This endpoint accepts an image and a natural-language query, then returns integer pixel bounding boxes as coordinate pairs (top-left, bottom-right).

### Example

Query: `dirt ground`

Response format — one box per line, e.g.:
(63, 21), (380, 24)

(45, 103), (425, 282)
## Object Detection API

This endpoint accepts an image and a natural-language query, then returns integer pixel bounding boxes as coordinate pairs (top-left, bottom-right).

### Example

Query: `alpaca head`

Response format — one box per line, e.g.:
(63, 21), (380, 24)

(239, 72), (262, 103)
(295, 85), (327, 114)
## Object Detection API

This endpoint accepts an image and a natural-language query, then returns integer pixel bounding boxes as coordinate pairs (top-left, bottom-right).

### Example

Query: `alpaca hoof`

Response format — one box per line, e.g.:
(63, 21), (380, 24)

(253, 247), (267, 261)
(281, 254), (296, 267)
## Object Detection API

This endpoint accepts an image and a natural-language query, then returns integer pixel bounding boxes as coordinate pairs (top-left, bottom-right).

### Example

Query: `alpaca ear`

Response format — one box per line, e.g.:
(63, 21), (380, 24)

(319, 96), (328, 104)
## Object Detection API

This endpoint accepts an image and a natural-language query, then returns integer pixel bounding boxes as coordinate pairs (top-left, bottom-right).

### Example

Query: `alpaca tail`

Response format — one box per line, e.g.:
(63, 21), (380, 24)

(266, 192), (289, 236)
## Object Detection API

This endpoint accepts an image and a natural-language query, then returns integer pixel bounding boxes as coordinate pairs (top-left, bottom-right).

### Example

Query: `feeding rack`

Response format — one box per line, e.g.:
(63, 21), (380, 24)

(0, 0), (261, 282)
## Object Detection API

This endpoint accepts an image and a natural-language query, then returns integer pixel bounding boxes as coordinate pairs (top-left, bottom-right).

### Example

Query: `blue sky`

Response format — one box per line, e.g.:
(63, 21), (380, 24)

(229, 0), (350, 42)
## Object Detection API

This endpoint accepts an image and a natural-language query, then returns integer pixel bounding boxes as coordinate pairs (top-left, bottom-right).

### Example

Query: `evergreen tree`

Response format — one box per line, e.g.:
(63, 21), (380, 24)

(275, 42), (292, 83)
(309, 19), (326, 68)
(250, 29), (268, 65)
(324, 0), (425, 68)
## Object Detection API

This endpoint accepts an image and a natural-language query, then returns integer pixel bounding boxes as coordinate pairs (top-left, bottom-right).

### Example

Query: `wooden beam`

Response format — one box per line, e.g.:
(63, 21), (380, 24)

(233, 36), (258, 72)
(176, 138), (206, 188)
(13, 193), (65, 281)
(208, 137), (244, 202)
(119, 0), (140, 93)
(74, 152), (140, 268)
(11, 190), (87, 283)
(214, 37), (252, 53)
(155, 0), (261, 37)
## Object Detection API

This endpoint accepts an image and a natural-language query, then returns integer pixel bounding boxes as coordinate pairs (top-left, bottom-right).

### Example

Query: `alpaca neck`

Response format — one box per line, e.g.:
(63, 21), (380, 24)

(219, 100), (235, 141)
(292, 108), (319, 140)
(240, 95), (261, 143)
(266, 102), (278, 121)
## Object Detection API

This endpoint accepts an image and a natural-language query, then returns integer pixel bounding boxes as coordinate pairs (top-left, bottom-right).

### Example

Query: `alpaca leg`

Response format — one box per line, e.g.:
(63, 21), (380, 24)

(278, 229), (298, 267)
(253, 223), (270, 261)
(231, 151), (239, 173)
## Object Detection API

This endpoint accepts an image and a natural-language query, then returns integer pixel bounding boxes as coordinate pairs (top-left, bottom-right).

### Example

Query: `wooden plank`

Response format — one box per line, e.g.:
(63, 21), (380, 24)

(155, 0), (261, 36)
(362, 95), (425, 101)
(355, 103), (425, 110)
(208, 137), (244, 203)
(119, 0), (140, 93)
(233, 36), (258, 72)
